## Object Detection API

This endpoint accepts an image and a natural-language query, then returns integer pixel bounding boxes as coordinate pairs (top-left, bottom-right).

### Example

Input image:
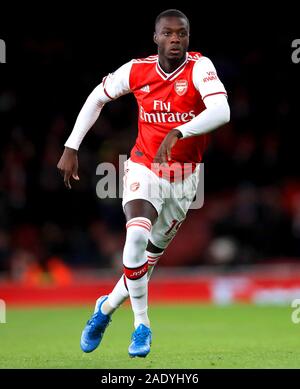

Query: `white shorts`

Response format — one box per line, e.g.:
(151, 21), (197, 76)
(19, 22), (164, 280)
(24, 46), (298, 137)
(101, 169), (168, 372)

(122, 158), (200, 250)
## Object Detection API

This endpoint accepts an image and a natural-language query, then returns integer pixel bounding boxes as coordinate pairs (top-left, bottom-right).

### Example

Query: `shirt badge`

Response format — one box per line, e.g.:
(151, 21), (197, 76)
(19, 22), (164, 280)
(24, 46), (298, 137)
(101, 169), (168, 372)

(174, 79), (188, 96)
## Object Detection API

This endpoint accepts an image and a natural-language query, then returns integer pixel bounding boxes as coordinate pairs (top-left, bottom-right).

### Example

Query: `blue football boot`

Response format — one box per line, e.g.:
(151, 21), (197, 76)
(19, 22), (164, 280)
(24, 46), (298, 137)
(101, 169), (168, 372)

(80, 295), (111, 353)
(128, 324), (152, 358)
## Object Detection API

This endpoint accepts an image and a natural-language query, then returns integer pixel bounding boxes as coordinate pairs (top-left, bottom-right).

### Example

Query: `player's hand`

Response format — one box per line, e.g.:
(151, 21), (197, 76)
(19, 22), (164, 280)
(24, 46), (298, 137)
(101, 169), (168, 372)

(153, 129), (183, 165)
(57, 147), (80, 189)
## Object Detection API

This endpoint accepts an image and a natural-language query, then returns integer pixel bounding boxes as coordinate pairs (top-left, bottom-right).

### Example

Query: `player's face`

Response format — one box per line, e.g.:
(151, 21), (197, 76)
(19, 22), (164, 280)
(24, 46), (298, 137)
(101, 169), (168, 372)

(154, 17), (189, 61)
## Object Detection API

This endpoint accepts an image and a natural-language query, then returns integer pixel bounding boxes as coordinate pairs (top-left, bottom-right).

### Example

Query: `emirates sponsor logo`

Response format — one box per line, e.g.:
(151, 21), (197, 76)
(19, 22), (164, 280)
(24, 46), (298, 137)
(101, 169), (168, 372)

(140, 106), (195, 123)
(130, 182), (140, 191)
(174, 79), (188, 96)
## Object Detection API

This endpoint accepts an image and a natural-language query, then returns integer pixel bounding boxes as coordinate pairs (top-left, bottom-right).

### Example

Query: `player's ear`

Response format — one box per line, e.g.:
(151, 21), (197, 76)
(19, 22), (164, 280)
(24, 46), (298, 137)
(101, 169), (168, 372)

(153, 33), (158, 45)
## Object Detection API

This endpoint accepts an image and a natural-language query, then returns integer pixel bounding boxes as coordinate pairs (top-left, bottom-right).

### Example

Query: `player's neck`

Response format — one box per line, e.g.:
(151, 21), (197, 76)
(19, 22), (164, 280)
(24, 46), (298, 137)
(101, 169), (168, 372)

(158, 56), (186, 74)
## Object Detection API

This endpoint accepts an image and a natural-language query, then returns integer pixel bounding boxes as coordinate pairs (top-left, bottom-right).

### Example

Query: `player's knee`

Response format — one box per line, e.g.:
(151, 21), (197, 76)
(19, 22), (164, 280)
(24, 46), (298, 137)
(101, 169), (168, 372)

(123, 229), (148, 266)
(128, 229), (148, 251)
(123, 218), (151, 267)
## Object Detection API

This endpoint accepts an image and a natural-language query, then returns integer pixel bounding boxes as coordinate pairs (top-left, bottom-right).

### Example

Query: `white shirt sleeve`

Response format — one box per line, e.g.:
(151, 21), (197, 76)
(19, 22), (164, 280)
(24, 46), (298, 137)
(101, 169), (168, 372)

(102, 60), (132, 100)
(174, 57), (229, 139)
(175, 94), (230, 138)
(64, 61), (132, 150)
(192, 56), (227, 100)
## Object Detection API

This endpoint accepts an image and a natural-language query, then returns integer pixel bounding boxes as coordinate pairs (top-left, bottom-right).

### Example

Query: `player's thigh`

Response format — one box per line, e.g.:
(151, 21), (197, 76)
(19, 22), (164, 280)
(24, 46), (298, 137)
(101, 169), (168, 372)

(124, 199), (158, 224)
(150, 170), (200, 250)
(150, 198), (188, 250)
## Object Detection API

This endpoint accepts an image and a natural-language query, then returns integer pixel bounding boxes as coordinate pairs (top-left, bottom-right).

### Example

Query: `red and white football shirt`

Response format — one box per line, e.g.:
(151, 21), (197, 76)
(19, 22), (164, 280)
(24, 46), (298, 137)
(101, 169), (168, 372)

(102, 52), (227, 179)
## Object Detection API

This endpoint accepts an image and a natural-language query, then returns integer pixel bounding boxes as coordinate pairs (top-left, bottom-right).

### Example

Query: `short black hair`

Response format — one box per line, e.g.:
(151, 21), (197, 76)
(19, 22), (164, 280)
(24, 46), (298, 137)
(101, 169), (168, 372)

(155, 9), (190, 31)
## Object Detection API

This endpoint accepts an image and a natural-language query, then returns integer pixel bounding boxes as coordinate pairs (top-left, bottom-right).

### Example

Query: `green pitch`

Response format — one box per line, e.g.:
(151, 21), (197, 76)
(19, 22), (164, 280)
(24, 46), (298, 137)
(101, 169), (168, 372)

(0, 304), (299, 368)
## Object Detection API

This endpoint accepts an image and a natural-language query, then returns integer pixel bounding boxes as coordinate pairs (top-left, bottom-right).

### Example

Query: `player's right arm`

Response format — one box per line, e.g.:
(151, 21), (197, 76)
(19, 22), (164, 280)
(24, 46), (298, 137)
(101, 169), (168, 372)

(57, 61), (132, 188)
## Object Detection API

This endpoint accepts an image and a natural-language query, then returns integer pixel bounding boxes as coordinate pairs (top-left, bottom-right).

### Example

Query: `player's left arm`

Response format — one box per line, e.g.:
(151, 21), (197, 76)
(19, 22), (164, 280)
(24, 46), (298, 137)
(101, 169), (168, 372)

(154, 57), (230, 164)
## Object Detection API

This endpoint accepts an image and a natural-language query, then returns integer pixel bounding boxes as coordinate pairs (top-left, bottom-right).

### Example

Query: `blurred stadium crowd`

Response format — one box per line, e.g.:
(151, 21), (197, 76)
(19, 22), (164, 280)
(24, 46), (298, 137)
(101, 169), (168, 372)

(0, 31), (299, 283)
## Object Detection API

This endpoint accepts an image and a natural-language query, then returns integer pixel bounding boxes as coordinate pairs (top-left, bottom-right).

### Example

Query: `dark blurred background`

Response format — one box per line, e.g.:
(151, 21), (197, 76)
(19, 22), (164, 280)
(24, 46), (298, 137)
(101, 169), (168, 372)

(1, 4), (300, 284)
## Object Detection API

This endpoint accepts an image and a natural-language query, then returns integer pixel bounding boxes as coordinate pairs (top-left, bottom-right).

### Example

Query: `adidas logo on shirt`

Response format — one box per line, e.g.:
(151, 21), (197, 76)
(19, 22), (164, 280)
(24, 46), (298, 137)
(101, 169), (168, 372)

(140, 85), (150, 92)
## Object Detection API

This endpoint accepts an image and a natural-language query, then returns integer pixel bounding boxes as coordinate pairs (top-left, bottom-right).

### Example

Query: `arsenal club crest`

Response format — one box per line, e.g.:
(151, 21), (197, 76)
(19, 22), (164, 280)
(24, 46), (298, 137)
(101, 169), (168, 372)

(130, 182), (140, 192)
(174, 79), (188, 96)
